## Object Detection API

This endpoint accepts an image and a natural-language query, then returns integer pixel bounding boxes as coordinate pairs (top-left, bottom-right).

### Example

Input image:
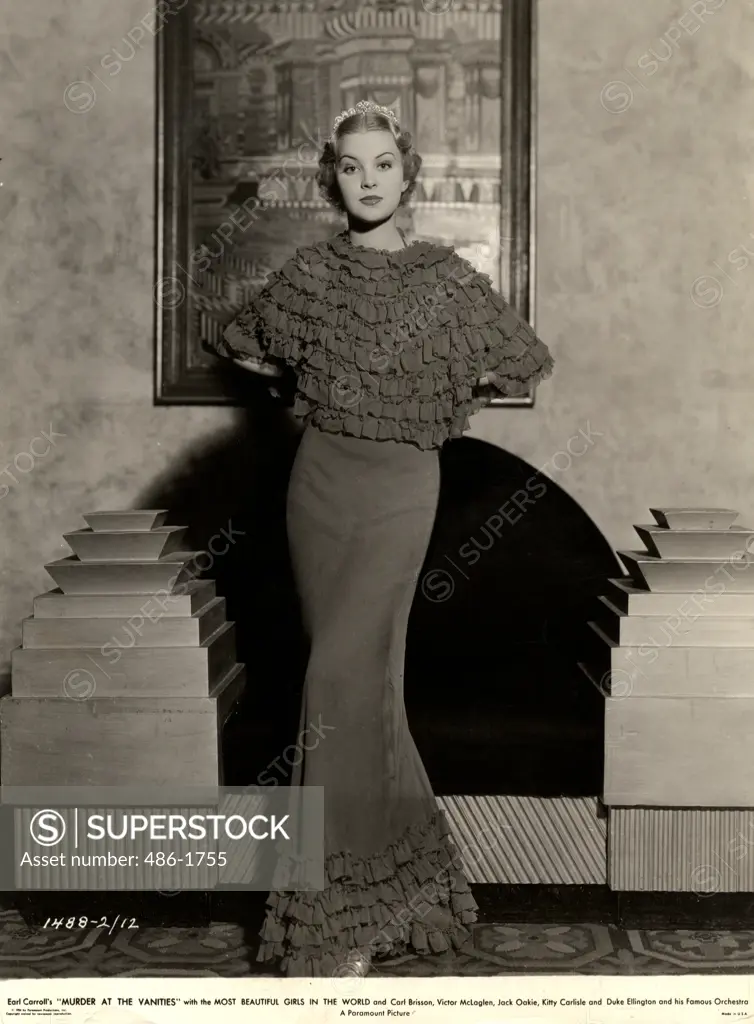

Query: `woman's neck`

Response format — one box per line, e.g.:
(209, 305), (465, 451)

(347, 218), (405, 252)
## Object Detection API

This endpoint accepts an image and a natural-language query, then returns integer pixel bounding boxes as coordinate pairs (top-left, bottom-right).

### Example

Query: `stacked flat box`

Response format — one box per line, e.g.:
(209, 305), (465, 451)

(581, 507), (754, 891)
(609, 808), (754, 894)
(0, 511), (246, 790)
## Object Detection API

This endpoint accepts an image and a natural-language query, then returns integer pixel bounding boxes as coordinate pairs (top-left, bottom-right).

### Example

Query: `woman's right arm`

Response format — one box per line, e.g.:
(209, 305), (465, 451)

(232, 357), (283, 378)
(206, 251), (307, 375)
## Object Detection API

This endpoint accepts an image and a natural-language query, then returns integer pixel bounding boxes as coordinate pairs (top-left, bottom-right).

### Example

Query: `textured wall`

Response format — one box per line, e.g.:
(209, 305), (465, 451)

(469, 0), (754, 550)
(1, 0), (753, 675)
(0, 0), (233, 677)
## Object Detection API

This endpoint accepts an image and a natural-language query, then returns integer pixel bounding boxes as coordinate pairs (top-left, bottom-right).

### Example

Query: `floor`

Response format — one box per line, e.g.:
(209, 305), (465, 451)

(4, 892), (754, 980)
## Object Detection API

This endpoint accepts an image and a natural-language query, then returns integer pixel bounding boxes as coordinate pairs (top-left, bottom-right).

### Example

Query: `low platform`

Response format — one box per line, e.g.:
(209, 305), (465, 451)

(437, 795), (606, 885)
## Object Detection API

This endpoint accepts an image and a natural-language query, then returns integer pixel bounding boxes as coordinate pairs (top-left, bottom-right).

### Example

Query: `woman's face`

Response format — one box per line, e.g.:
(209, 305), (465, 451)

(334, 129), (408, 223)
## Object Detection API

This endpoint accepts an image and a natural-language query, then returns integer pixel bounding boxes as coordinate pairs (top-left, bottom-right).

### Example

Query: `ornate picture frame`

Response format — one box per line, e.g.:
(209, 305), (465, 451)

(154, 0), (537, 406)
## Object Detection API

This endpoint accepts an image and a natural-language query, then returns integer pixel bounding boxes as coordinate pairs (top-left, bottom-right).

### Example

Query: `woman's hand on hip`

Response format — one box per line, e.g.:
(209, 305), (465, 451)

(232, 357), (283, 378)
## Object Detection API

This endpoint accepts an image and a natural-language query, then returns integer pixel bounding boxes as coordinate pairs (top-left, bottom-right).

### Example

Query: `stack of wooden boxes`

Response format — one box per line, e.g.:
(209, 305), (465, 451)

(582, 507), (754, 892)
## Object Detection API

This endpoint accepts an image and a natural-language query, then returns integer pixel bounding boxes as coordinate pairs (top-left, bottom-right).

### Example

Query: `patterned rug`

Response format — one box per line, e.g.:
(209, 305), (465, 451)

(2, 904), (754, 979)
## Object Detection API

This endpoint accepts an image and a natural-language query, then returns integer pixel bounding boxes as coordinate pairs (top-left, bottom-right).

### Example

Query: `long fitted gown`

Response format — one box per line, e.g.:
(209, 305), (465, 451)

(256, 425), (478, 976)
(207, 229), (554, 977)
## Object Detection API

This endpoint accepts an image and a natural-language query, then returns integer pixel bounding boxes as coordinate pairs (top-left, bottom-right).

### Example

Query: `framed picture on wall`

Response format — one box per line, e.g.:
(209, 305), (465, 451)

(154, 0), (537, 405)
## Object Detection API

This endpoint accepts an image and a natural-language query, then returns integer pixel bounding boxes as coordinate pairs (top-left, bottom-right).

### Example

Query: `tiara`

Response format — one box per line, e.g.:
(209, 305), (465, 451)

(331, 99), (400, 136)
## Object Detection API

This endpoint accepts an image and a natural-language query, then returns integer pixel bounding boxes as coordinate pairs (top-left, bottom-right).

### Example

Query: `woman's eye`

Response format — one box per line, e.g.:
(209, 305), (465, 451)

(340, 162), (392, 173)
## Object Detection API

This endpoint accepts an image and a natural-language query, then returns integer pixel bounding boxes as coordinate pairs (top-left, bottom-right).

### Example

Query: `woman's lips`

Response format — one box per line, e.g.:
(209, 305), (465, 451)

(360, 196), (383, 204)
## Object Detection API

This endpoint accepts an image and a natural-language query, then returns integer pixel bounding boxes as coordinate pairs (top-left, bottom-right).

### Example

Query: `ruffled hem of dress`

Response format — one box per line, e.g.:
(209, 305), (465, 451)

(255, 807), (478, 978)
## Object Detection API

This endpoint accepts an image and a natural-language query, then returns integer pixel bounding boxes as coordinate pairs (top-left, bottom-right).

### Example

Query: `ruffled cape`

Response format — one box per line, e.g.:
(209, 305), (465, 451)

(209, 230), (553, 449)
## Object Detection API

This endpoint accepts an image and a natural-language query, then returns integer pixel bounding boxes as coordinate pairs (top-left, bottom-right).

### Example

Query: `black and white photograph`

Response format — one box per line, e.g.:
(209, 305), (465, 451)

(2, 0), (754, 1017)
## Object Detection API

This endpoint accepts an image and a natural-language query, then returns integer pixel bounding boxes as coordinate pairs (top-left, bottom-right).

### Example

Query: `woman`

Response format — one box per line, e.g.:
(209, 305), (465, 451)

(207, 100), (553, 978)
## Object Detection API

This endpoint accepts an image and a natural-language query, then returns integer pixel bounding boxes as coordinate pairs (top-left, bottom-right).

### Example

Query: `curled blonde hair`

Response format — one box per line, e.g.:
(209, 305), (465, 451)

(316, 109), (422, 213)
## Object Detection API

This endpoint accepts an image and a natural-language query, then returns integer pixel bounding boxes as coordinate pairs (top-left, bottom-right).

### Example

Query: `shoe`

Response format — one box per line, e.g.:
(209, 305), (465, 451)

(373, 939), (406, 963)
(335, 950), (371, 977)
